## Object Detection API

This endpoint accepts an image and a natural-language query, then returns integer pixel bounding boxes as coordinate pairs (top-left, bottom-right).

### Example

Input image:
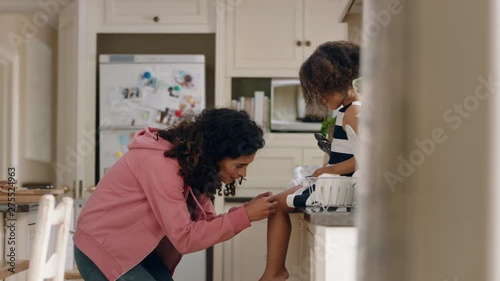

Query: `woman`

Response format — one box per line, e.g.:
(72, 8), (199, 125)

(74, 108), (278, 281)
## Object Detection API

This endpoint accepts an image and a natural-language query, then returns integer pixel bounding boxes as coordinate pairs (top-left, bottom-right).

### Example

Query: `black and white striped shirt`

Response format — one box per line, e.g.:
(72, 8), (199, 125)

(328, 101), (362, 176)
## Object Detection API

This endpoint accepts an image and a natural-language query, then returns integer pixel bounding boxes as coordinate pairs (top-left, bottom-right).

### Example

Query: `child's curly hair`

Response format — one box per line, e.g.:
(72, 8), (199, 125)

(299, 41), (360, 110)
(158, 108), (265, 218)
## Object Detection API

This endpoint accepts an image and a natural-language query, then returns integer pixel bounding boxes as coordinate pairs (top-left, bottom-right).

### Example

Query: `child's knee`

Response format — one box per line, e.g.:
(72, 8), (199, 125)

(276, 195), (294, 212)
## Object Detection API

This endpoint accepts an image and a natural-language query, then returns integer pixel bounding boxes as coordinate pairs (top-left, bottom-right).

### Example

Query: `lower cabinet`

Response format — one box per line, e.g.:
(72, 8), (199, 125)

(235, 133), (326, 197)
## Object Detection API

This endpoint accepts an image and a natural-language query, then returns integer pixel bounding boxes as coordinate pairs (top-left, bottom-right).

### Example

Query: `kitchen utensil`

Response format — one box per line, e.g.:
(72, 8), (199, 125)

(314, 133), (331, 153)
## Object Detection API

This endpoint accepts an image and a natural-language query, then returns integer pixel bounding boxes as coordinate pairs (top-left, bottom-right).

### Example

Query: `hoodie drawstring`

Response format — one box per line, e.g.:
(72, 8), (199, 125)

(188, 186), (208, 220)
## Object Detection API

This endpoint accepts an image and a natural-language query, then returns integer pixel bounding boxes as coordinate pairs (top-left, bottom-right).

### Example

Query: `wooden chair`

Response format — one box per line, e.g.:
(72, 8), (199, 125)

(27, 195), (73, 281)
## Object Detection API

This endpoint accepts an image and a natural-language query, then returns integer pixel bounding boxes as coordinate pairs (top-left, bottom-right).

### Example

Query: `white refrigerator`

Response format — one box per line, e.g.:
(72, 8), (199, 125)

(98, 54), (207, 280)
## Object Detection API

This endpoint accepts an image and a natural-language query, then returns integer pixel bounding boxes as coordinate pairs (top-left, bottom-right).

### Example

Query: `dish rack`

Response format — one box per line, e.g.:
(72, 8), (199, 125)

(302, 175), (358, 210)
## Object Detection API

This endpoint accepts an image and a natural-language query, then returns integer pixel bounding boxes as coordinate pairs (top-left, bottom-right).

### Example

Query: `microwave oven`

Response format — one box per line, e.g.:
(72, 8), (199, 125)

(270, 79), (328, 132)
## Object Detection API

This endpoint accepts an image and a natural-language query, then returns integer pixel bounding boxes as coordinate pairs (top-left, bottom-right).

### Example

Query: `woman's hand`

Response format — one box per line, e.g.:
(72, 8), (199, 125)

(244, 192), (279, 222)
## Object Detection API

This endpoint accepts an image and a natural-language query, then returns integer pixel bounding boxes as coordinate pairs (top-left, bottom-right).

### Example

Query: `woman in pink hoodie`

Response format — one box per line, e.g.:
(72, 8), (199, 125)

(73, 108), (278, 281)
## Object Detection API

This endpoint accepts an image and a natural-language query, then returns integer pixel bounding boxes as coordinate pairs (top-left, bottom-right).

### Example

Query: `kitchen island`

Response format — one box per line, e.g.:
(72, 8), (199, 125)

(221, 197), (357, 281)
(294, 207), (357, 281)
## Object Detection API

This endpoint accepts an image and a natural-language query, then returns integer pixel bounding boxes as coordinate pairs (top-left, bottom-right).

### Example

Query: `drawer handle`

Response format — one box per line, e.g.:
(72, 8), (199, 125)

(62, 185), (74, 193)
(305, 40), (311, 47)
(296, 40), (302, 47)
(153, 16), (160, 23)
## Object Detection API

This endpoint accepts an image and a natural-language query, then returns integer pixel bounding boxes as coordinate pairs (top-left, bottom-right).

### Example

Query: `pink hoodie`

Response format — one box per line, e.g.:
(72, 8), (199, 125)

(73, 127), (251, 280)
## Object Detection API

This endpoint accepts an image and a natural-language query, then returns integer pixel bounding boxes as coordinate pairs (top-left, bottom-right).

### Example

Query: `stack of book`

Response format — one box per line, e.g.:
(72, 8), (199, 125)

(230, 91), (269, 130)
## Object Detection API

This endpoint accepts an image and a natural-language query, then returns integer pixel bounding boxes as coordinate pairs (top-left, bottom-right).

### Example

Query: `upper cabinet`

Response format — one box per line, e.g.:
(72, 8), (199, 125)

(303, 0), (348, 59)
(225, 0), (347, 77)
(97, 0), (215, 33)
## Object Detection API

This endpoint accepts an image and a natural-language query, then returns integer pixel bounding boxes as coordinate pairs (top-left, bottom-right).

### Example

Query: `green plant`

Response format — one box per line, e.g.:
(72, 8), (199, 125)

(320, 116), (336, 137)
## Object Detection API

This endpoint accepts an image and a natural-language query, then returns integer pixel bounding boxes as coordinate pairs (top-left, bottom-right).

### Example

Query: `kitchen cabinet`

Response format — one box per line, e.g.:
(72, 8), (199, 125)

(225, 0), (347, 77)
(222, 202), (308, 281)
(307, 223), (357, 281)
(302, 147), (326, 166)
(234, 133), (326, 198)
(219, 205), (357, 281)
(96, 0), (215, 33)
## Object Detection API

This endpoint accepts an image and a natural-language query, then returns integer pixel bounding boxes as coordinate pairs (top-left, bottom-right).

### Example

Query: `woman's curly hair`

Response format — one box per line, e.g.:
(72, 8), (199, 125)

(299, 41), (360, 110)
(158, 108), (265, 219)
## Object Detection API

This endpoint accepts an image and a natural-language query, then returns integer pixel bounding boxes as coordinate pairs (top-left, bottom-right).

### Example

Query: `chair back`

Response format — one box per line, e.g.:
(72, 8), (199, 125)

(27, 195), (73, 281)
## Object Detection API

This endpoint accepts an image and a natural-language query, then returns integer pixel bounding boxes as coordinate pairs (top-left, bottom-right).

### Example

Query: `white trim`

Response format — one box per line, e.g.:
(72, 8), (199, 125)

(213, 2), (226, 280)
(214, 0), (228, 108)
(84, 0), (99, 201)
(76, 0), (87, 183)
(0, 50), (10, 178)
(11, 45), (20, 169)
(0, 46), (20, 173)
(490, 0), (500, 280)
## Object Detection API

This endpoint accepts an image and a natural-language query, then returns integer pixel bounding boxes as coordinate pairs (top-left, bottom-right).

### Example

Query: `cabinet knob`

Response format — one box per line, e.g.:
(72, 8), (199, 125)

(296, 40), (302, 47)
(153, 16), (160, 23)
(62, 185), (75, 193)
(85, 186), (96, 193)
(305, 40), (311, 47)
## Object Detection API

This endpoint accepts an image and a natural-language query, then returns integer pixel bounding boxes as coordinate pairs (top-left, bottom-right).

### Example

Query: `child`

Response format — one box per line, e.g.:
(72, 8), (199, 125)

(259, 41), (361, 281)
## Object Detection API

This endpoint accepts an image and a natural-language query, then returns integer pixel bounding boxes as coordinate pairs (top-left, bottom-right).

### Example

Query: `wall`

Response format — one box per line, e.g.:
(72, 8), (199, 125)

(231, 78), (271, 99)
(0, 14), (57, 185)
(358, 0), (490, 281)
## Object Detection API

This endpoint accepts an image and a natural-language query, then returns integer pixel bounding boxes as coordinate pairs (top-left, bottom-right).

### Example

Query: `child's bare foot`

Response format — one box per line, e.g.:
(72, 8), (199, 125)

(258, 269), (289, 281)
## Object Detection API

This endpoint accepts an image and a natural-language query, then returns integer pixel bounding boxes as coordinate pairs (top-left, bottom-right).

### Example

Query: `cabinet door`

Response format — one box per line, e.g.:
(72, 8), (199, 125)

(105, 0), (208, 25)
(307, 225), (358, 281)
(237, 147), (301, 197)
(227, 0), (304, 77)
(324, 227), (358, 281)
(302, 148), (327, 167)
(223, 216), (267, 281)
(303, 0), (347, 59)
(222, 203), (304, 281)
(291, 218), (311, 281)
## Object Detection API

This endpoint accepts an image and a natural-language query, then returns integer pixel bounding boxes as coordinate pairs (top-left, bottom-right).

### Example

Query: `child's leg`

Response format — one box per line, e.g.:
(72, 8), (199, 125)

(259, 185), (302, 281)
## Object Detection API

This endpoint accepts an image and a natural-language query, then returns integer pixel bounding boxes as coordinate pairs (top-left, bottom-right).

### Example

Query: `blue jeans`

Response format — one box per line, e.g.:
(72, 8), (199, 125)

(74, 246), (173, 281)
